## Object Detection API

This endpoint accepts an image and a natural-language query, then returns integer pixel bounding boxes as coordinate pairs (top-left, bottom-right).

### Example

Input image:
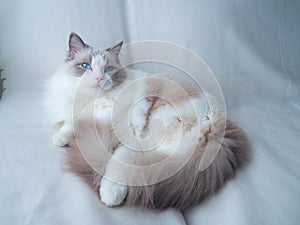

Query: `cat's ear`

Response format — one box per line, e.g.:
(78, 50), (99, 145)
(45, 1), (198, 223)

(68, 32), (87, 58)
(106, 41), (123, 57)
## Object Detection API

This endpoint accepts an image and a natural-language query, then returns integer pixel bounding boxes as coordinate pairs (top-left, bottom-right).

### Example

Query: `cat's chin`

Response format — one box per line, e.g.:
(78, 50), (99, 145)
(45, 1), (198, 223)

(86, 85), (111, 97)
(90, 82), (112, 90)
(90, 84), (102, 89)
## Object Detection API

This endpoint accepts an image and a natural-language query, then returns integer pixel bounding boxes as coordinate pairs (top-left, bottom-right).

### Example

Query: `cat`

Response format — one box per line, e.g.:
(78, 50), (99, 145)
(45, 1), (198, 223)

(44, 32), (250, 210)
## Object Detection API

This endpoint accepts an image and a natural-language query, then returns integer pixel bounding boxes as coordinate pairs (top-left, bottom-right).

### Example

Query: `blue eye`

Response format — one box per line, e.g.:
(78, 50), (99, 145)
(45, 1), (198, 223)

(81, 62), (91, 70)
(104, 66), (114, 73)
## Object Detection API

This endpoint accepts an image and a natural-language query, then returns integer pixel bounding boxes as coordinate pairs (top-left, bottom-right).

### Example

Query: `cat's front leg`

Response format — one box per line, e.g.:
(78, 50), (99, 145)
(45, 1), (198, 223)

(52, 122), (73, 147)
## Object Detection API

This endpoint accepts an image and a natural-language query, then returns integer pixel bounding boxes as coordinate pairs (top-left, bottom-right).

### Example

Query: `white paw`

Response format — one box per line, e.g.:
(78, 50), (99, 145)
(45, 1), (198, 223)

(100, 179), (127, 207)
(52, 133), (69, 147)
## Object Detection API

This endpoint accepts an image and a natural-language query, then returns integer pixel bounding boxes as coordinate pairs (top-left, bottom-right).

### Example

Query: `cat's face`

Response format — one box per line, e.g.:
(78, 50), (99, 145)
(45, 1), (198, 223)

(65, 33), (125, 94)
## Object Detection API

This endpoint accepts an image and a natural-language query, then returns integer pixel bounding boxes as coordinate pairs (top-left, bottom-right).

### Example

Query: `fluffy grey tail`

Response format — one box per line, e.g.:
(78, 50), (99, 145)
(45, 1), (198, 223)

(65, 116), (250, 211)
(126, 117), (250, 210)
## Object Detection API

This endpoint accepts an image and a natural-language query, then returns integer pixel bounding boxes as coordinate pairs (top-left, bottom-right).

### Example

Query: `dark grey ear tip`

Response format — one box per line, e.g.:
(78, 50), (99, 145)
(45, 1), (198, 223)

(69, 32), (79, 41)
(113, 41), (124, 50)
(118, 41), (124, 47)
(105, 41), (124, 54)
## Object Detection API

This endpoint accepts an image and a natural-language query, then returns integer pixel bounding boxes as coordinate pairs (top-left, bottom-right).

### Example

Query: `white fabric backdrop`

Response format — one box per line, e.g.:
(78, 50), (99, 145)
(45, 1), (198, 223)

(0, 0), (299, 224)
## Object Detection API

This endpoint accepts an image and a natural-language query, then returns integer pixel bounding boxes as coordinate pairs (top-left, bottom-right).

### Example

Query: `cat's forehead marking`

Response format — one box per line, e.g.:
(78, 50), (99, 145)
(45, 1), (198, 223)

(91, 49), (105, 64)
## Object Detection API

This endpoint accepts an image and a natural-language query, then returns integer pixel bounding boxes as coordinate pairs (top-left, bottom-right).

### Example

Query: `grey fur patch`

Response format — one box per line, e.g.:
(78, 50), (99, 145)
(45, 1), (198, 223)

(65, 47), (93, 77)
(101, 49), (126, 88)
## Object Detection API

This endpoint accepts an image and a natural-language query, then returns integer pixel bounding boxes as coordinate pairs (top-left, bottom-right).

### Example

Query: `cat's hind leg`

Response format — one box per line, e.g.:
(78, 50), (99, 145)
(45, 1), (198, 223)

(100, 178), (127, 207)
(99, 145), (132, 207)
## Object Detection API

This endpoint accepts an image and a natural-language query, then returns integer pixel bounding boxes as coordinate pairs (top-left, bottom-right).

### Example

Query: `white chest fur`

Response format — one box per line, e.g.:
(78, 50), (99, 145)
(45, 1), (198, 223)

(95, 95), (116, 127)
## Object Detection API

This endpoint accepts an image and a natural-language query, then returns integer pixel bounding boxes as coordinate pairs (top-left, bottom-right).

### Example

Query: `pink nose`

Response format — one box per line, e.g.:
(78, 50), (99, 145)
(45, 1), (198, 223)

(96, 77), (103, 83)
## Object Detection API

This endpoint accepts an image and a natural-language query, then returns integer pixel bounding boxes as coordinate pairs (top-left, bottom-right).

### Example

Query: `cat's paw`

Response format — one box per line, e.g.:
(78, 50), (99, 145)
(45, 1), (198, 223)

(52, 133), (69, 147)
(99, 179), (127, 207)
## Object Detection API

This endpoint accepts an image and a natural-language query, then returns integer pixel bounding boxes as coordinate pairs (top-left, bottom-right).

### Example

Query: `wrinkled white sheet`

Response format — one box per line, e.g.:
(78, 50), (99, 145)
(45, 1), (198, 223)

(0, 0), (299, 224)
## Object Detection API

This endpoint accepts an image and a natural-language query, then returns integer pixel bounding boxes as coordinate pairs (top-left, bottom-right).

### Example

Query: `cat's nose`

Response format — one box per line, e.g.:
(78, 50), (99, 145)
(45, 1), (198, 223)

(96, 77), (103, 83)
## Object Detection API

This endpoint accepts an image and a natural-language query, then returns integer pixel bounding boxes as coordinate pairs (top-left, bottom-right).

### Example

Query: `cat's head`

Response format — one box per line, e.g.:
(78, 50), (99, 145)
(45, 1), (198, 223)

(64, 32), (126, 93)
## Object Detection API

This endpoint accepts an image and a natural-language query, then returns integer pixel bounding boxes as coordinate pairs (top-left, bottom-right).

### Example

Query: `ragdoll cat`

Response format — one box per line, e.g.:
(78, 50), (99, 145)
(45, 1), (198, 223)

(44, 33), (250, 210)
